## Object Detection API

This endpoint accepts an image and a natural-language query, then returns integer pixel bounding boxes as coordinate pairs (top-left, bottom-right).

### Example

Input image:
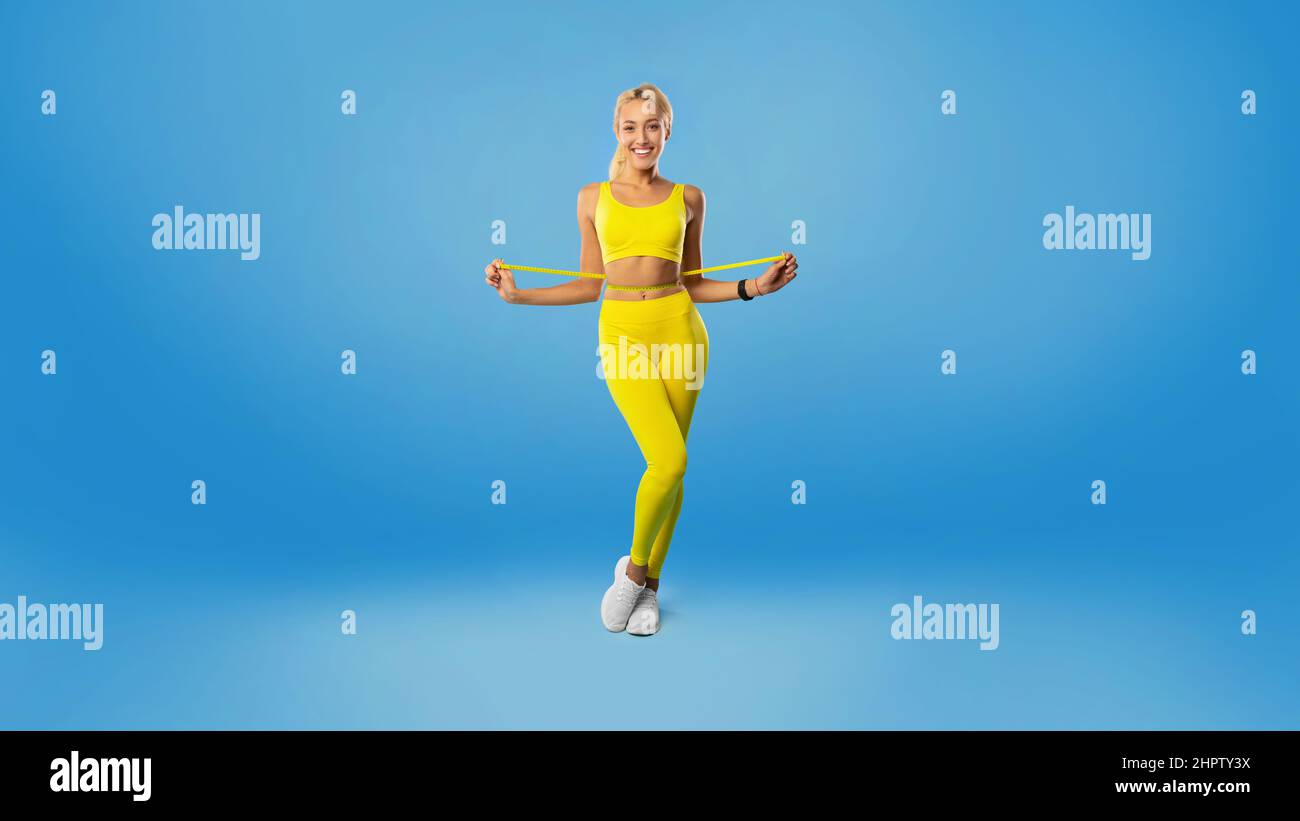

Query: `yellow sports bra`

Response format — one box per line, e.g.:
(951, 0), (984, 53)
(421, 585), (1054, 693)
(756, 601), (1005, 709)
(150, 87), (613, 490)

(593, 180), (687, 265)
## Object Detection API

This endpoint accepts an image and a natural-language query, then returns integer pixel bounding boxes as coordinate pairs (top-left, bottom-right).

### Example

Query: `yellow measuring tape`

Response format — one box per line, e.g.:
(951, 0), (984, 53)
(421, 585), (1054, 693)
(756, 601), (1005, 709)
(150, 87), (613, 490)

(500, 255), (785, 291)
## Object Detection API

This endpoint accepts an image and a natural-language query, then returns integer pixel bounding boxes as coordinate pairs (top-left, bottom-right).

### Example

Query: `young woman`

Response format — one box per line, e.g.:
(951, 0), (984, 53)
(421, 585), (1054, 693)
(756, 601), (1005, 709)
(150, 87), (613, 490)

(484, 83), (798, 636)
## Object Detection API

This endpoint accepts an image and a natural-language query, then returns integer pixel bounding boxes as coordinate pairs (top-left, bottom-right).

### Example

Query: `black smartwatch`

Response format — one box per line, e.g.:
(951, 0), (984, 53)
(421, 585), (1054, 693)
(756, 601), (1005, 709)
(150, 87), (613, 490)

(738, 278), (754, 301)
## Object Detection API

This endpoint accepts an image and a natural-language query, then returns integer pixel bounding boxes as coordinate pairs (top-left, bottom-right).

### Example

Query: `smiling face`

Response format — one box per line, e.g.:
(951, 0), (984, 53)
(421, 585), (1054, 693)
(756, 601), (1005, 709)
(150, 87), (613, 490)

(616, 96), (669, 170)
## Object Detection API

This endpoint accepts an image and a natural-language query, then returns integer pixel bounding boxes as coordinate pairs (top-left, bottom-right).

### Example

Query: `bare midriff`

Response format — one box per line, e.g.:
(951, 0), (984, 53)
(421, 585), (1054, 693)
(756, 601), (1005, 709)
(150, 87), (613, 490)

(602, 256), (686, 301)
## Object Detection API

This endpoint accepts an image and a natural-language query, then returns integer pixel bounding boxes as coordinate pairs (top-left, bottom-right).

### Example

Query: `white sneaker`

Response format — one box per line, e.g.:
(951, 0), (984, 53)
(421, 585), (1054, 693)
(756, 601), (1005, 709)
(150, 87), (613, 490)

(627, 586), (659, 636)
(600, 554), (644, 632)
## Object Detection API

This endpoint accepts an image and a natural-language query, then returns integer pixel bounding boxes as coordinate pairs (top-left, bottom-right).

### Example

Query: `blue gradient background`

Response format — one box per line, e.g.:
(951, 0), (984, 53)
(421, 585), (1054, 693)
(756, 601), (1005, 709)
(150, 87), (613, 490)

(1, 0), (1296, 728)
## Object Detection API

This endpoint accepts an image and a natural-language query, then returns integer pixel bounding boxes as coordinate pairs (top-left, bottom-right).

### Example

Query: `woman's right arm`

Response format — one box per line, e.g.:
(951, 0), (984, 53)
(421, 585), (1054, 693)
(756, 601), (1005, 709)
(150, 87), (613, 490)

(484, 184), (605, 306)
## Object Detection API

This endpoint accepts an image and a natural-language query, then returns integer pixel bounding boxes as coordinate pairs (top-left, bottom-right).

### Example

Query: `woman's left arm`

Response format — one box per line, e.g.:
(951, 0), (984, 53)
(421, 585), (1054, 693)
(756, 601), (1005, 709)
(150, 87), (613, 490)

(680, 184), (800, 303)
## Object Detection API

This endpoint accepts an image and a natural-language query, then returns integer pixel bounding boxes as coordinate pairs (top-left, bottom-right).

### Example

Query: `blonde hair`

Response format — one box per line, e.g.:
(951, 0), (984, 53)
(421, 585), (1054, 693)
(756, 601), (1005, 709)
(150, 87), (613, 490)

(608, 83), (674, 181)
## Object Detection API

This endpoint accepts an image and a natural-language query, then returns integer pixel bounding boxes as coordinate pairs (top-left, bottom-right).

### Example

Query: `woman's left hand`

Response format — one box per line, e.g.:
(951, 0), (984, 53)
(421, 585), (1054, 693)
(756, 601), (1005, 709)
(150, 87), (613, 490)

(754, 251), (798, 296)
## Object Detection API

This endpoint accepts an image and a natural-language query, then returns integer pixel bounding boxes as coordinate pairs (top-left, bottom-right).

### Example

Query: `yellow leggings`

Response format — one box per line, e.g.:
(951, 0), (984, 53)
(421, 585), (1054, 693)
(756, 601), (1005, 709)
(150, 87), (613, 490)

(598, 288), (710, 579)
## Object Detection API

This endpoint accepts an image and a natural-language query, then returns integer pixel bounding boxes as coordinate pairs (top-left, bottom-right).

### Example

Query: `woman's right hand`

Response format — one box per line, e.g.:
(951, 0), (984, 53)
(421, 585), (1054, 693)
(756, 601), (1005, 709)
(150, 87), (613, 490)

(484, 258), (518, 303)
